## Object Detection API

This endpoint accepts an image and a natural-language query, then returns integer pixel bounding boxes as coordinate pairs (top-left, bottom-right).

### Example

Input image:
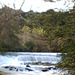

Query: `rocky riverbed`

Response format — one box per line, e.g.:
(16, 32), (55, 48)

(0, 52), (69, 75)
(0, 64), (69, 75)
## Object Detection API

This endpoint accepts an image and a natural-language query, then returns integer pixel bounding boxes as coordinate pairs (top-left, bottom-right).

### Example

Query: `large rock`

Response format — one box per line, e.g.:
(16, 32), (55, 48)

(18, 67), (24, 71)
(42, 68), (48, 72)
(25, 68), (33, 71)
(9, 66), (16, 71)
(4, 66), (10, 69)
(26, 64), (30, 67)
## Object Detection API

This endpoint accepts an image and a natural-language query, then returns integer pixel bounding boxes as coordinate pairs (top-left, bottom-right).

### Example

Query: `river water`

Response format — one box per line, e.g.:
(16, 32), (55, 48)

(0, 52), (61, 65)
(0, 52), (68, 75)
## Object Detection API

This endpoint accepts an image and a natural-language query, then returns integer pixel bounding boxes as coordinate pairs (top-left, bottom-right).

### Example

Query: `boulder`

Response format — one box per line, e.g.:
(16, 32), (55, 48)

(42, 68), (48, 72)
(26, 64), (30, 67)
(47, 67), (57, 70)
(4, 66), (9, 69)
(16, 69), (18, 71)
(18, 67), (23, 71)
(9, 66), (16, 71)
(47, 67), (52, 70)
(53, 67), (57, 70)
(25, 68), (33, 71)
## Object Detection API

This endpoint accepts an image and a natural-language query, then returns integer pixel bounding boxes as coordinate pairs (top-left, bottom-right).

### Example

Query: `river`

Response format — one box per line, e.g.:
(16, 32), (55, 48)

(0, 52), (68, 75)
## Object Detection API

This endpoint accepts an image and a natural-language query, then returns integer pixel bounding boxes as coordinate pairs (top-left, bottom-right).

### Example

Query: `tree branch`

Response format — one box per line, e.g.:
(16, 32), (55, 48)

(20, 0), (25, 10)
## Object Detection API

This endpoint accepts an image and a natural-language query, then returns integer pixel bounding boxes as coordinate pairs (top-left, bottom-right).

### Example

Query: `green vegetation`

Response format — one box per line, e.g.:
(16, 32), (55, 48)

(0, 71), (3, 75)
(0, 6), (48, 52)
(0, 5), (75, 73)
(24, 40), (47, 52)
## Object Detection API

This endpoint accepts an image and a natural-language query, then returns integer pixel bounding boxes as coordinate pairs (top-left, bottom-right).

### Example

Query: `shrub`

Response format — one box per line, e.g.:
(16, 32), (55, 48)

(0, 71), (3, 75)
(24, 40), (47, 52)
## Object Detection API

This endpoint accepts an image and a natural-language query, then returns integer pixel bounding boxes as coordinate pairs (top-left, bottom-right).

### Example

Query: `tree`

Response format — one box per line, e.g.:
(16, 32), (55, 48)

(0, 0), (25, 52)
(57, 6), (75, 69)
(42, 5), (75, 70)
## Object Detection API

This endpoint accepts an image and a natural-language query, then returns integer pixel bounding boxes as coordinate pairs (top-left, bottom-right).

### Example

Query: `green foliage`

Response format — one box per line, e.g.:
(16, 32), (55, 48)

(0, 6), (24, 52)
(69, 69), (75, 75)
(0, 6), (75, 71)
(25, 40), (35, 51)
(24, 40), (47, 52)
(0, 71), (3, 75)
(58, 39), (75, 69)
(43, 6), (75, 71)
(0, 4), (75, 74)
(35, 6), (75, 70)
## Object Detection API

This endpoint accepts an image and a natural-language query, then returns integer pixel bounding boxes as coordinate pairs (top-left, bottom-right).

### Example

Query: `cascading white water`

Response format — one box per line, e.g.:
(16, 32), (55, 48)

(17, 54), (60, 64)
(0, 52), (68, 75)
(0, 52), (61, 66)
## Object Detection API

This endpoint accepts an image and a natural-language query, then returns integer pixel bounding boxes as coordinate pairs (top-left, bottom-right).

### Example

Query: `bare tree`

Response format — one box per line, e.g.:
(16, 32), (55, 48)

(20, 0), (25, 10)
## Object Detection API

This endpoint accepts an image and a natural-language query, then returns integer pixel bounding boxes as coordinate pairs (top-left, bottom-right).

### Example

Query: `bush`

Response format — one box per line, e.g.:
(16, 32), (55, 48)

(0, 71), (3, 75)
(24, 40), (47, 52)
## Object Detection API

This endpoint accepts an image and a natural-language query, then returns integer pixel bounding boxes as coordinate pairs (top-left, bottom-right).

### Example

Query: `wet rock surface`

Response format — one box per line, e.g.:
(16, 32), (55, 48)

(26, 64), (30, 67)
(1, 65), (58, 72)
(1, 65), (34, 72)
(41, 66), (57, 72)
(0, 65), (69, 75)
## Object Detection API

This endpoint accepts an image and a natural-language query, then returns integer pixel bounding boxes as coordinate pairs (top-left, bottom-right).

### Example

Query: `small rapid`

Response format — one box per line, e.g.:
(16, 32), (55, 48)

(0, 52), (61, 66)
(0, 52), (68, 75)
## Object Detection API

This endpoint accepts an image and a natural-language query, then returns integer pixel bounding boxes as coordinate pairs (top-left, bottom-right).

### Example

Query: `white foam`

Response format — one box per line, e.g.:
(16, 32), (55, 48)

(0, 52), (66, 75)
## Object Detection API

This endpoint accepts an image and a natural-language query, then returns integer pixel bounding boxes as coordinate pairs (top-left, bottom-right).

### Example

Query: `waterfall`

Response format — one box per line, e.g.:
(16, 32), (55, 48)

(0, 52), (61, 66)
(0, 52), (69, 75)
(17, 54), (60, 64)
